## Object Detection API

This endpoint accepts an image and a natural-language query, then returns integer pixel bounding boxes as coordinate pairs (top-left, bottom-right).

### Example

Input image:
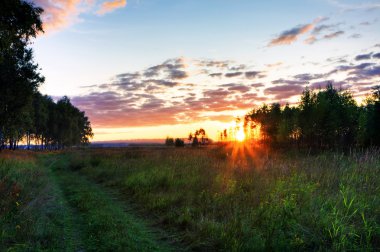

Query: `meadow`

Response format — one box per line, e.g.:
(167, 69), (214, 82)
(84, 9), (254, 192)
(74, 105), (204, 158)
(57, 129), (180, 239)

(1, 145), (379, 251)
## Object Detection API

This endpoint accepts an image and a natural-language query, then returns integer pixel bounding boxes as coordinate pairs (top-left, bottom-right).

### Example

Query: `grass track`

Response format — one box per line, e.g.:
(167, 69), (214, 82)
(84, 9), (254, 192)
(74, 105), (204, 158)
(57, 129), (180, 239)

(50, 156), (175, 252)
(2, 147), (380, 251)
(1, 152), (178, 251)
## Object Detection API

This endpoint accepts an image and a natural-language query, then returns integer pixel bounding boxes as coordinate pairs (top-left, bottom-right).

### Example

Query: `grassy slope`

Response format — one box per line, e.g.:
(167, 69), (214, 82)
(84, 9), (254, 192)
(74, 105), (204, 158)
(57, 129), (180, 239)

(0, 152), (176, 251)
(71, 146), (380, 251)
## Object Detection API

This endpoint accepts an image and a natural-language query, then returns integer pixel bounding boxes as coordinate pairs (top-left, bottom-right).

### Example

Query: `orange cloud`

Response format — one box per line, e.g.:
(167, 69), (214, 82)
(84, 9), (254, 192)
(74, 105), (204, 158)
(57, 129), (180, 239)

(97, 0), (126, 15)
(268, 17), (327, 46)
(32, 0), (126, 32)
(33, 0), (84, 32)
(269, 23), (314, 46)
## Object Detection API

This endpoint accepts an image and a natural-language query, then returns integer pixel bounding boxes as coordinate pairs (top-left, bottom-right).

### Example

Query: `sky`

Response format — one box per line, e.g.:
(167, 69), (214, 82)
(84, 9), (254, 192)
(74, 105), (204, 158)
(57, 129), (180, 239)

(30, 0), (380, 141)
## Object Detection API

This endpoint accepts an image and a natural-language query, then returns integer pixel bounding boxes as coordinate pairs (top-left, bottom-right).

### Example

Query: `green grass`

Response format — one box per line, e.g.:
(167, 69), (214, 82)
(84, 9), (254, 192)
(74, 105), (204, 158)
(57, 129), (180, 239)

(0, 152), (175, 251)
(71, 146), (380, 251)
(50, 156), (173, 251)
(0, 154), (74, 251)
(1, 147), (379, 251)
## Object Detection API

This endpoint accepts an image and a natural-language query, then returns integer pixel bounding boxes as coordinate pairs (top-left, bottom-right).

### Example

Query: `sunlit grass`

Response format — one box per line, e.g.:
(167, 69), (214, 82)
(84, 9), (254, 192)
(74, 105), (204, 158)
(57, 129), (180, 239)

(2, 148), (379, 250)
(70, 146), (380, 251)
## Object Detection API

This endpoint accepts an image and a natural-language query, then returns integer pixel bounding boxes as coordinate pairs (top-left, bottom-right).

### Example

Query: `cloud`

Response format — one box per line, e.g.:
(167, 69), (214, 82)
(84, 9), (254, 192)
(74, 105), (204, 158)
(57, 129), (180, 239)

(272, 79), (306, 85)
(324, 31), (344, 39)
(225, 72), (243, 78)
(251, 83), (265, 88)
(360, 21), (371, 26)
(32, 0), (127, 32)
(309, 80), (347, 89)
(32, 0), (84, 31)
(97, 0), (126, 15)
(355, 53), (373, 61)
(305, 30), (345, 44)
(304, 22), (346, 44)
(312, 24), (336, 34)
(293, 73), (325, 81)
(268, 17), (340, 46)
(72, 55), (380, 128)
(143, 58), (188, 79)
(245, 71), (262, 79)
(228, 64), (247, 71)
(264, 85), (305, 100)
(350, 65), (380, 78)
(305, 35), (317, 44)
(209, 73), (223, 78)
(226, 84), (251, 93)
(269, 23), (315, 46)
(372, 52), (380, 59)
(328, 0), (380, 11)
(196, 59), (231, 68)
(349, 33), (362, 39)
(145, 79), (179, 87)
(268, 18), (328, 46)
(266, 62), (283, 68)
(203, 89), (230, 97)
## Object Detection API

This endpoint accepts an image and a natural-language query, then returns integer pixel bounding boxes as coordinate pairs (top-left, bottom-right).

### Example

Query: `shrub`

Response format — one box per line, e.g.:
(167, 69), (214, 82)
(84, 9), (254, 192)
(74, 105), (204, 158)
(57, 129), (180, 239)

(174, 138), (185, 147)
(165, 137), (174, 146)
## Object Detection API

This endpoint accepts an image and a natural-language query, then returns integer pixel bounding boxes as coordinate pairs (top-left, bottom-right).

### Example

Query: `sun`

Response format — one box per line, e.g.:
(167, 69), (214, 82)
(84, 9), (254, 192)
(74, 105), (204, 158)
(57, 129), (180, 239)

(236, 129), (245, 142)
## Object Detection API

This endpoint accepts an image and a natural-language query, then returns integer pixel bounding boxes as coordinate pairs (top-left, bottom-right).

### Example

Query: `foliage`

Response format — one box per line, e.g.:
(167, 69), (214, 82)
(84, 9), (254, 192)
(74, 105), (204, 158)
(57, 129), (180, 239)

(0, 0), (44, 149)
(245, 83), (380, 149)
(189, 128), (209, 146)
(174, 138), (185, 147)
(0, 1), (93, 150)
(165, 137), (174, 146)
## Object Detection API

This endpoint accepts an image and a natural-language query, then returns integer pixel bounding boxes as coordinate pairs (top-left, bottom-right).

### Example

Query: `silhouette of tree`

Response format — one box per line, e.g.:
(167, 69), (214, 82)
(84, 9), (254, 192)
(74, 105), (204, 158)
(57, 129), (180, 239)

(244, 83), (378, 149)
(174, 138), (185, 147)
(165, 137), (174, 146)
(0, 0), (44, 149)
(0, 2), (93, 150)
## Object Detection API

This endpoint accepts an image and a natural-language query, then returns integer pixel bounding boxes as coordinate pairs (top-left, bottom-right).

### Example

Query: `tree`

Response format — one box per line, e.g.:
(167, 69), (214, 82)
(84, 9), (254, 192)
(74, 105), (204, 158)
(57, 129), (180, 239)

(277, 103), (298, 145)
(174, 138), (185, 147)
(0, 0), (44, 149)
(165, 137), (174, 146)
(189, 128), (208, 146)
(0, 1), (93, 150)
(298, 88), (317, 147)
(244, 82), (370, 149)
(359, 86), (380, 146)
(54, 96), (93, 148)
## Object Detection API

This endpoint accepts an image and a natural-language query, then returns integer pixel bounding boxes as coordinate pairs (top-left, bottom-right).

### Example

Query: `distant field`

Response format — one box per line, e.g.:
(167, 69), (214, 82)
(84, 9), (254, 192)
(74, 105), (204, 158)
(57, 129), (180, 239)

(1, 145), (379, 251)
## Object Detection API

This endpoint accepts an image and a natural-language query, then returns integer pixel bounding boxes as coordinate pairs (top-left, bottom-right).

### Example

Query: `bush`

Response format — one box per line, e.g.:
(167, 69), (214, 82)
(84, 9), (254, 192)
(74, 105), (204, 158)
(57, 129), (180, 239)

(165, 137), (174, 146)
(174, 138), (185, 147)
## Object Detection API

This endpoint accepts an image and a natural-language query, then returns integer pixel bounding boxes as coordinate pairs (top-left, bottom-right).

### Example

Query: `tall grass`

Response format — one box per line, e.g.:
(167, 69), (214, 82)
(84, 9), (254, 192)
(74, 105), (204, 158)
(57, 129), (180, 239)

(52, 166), (172, 252)
(72, 146), (380, 251)
(0, 153), (73, 251)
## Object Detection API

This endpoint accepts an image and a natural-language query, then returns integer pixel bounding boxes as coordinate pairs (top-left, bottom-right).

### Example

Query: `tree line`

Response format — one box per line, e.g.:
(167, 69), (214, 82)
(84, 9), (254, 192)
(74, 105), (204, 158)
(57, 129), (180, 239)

(240, 83), (380, 149)
(0, 0), (93, 150)
(165, 128), (212, 147)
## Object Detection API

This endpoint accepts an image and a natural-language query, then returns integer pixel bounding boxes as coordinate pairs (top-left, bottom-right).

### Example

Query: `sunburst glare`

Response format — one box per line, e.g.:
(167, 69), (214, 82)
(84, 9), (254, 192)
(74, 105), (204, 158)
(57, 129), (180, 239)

(236, 128), (245, 142)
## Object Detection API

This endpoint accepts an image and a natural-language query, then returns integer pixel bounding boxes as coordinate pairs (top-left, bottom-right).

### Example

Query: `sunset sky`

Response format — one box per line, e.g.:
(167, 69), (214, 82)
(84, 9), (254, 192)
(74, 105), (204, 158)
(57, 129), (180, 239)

(31, 0), (380, 141)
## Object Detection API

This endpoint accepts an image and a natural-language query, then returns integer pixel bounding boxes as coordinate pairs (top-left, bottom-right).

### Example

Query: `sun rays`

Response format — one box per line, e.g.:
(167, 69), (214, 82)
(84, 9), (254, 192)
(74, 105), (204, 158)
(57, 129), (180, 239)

(236, 128), (245, 142)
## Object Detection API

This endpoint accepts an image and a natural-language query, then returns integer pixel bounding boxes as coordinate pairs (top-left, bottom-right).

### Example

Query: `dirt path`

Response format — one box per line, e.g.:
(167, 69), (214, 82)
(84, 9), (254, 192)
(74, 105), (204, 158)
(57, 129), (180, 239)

(48, 157), (178, 252)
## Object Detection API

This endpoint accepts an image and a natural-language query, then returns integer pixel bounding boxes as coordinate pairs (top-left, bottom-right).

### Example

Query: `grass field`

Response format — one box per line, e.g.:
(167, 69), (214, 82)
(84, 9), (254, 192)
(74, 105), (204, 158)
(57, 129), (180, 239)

(1, 145), (379, 251)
